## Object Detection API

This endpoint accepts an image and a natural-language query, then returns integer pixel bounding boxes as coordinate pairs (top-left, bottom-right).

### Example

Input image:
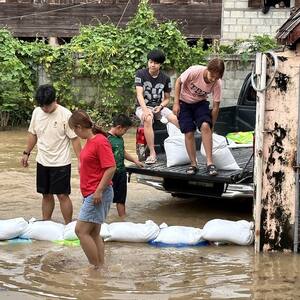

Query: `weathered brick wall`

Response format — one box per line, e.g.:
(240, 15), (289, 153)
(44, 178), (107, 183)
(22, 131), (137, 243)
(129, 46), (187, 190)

(221, 55), (254, 106)
(222, 0), (292, 42)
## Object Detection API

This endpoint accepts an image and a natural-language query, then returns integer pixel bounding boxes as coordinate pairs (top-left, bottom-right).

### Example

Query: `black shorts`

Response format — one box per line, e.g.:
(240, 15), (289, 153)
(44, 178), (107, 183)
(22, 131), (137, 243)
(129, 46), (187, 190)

(178, 100), (212, 133)
(112, 171), (127, 204)
(36, 163), (71, 195)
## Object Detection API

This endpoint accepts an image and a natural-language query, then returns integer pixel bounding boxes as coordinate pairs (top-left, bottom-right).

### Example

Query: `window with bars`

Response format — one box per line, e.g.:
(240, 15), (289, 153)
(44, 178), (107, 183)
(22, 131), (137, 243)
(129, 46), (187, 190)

(249, 0), (300, 8)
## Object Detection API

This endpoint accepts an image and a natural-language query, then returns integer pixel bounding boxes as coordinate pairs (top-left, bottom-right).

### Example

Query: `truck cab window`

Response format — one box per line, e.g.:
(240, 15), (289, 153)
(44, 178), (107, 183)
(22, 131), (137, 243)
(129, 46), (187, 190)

(246, 86), (257, 104)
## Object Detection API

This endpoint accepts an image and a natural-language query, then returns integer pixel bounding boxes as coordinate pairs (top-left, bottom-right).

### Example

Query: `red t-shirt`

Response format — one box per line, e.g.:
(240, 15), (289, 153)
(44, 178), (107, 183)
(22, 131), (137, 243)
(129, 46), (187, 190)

(79, 134), (116, 197)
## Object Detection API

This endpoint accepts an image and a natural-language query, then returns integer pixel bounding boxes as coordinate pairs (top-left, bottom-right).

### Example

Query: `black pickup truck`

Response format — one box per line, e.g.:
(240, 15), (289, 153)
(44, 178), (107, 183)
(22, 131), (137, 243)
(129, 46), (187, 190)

(127, 73), (256, 198)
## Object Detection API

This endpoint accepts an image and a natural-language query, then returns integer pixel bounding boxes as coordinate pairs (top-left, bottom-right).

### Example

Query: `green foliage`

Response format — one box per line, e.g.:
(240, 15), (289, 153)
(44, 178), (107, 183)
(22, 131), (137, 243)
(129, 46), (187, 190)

(0, 29), (35, 127)
(248, 35), (278, 53)
(0, 0), (278, 128)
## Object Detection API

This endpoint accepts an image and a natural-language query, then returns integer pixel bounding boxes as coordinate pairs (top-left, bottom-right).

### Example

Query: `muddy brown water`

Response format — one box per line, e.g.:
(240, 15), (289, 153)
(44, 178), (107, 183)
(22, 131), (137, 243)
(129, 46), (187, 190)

(0, 129), (299, 299)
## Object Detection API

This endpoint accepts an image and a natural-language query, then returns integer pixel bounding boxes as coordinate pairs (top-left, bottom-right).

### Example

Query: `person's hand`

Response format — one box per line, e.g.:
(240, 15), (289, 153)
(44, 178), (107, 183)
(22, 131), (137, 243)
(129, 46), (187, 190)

(93, 190), (103, 205)
(173, 103), (180, 116)
(153, 105), (163, 114)
(142, 107), (153, 122)
(21, 154), (29, 168)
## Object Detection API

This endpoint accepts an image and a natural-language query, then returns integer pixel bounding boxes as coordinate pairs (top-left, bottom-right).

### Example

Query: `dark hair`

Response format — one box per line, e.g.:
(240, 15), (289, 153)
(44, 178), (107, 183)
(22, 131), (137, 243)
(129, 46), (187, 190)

(68, 109), (107, 136)
(35, 84), (56, 106)
(147, 49), (166, 64)
(112, 114), (133, 128)
(207, 58), (225, 79)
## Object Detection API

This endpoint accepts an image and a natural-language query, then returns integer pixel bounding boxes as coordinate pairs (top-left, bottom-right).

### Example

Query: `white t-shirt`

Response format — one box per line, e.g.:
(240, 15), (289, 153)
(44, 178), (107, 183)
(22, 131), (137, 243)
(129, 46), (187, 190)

(28, 104), (77, 167)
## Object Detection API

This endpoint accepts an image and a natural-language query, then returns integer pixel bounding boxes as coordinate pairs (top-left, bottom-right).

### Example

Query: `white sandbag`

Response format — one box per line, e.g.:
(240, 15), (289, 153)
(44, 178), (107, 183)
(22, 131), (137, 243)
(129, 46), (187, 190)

(104, 220), (160, 242)
(20, 219), (65, 241)
(202, 219), (254, 245)
(100, 223), (111, 240)
(167, 122), (182, 137)
(201, 133), (241, 170)
(164, 134), (190, 167)
(152, 224), (205, 246)
(0, 218), (28, 240)
(63, 220), (77, 240)
(63, 221), (110, 240)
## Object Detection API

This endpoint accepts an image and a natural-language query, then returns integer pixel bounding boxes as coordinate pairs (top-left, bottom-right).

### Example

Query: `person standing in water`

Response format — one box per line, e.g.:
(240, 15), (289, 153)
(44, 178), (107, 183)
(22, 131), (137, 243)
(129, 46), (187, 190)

(21, 84), (81, 224)
(68, 109), (116, 270)
(108, 114), (143, 218)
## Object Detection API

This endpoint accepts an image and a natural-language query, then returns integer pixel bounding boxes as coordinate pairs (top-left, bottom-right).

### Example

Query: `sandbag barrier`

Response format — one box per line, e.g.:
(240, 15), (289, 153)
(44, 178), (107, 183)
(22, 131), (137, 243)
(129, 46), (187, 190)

(0, 217), (254, 247)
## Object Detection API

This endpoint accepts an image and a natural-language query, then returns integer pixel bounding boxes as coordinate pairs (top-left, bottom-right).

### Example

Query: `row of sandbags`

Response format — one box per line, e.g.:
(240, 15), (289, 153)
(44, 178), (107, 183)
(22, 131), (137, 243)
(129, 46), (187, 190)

(0, 217), (254, 246)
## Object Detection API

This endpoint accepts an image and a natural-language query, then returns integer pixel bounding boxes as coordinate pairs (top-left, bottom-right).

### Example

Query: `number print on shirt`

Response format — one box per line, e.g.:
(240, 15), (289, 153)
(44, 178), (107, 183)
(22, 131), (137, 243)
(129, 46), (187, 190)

(143, 81), (164, 104)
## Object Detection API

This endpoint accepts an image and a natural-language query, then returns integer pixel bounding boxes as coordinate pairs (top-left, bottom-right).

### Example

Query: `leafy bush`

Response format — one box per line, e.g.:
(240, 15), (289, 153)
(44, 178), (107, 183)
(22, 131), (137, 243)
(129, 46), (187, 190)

(0, 29), (35, 127)
(0, 0), (278, 128)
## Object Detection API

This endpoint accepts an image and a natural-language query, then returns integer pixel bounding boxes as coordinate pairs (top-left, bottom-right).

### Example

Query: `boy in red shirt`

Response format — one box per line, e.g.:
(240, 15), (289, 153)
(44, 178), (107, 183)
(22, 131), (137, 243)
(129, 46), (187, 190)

(173, 58), (225, 176)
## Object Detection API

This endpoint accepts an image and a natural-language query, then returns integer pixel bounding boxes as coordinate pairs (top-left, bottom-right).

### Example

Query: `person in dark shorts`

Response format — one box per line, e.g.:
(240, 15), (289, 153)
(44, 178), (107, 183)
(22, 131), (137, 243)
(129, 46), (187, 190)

(21, 84), (81, 224)
(108, 114), (144, 218)
(135, 49), (179, 164)
(173, 58), (225, 176)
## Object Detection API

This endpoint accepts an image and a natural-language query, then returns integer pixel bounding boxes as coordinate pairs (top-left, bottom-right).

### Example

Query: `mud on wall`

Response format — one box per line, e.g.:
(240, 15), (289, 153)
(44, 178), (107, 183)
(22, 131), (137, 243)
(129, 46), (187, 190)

(260, 50), (299, 251)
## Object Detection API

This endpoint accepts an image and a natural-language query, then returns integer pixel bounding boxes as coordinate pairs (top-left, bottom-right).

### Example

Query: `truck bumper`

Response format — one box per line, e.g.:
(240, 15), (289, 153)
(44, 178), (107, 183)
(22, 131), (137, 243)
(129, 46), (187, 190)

(135, 174), (253, 199)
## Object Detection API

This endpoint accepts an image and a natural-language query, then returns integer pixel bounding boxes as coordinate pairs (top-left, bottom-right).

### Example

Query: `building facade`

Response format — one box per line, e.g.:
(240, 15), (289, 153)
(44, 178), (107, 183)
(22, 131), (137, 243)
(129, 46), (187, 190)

(222, 0), (300, 42)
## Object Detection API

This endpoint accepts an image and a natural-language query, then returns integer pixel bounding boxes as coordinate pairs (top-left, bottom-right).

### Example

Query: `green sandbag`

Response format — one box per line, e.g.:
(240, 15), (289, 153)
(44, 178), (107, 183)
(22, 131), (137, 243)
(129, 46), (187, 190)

(226, 131), (254, 144)
(53, 239), (81, 247)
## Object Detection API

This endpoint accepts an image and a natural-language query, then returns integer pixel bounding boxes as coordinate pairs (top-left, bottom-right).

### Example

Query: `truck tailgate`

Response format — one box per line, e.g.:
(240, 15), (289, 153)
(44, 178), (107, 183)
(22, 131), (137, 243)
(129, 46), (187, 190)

(126, 146), (253, 184)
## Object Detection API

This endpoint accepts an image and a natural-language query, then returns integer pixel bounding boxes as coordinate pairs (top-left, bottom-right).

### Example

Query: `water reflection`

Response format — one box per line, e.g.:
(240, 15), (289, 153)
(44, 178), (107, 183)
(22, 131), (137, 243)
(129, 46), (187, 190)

(0, 130), (299, 299)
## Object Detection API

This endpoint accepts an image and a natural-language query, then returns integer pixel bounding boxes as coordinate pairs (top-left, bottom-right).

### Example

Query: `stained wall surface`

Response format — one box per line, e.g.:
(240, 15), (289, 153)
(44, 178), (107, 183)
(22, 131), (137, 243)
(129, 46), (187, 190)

(260, 50), (300, 251)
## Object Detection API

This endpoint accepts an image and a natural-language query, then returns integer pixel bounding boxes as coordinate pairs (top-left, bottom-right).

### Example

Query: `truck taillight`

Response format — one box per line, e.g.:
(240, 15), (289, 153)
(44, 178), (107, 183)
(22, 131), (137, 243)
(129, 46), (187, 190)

(136, 126), (149, 161)
(136, 126), (147, 145)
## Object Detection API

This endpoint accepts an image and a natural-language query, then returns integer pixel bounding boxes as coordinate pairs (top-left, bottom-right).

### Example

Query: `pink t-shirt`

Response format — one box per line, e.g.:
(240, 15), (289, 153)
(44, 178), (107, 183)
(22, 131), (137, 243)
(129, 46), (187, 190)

(179, 65), (222, 104)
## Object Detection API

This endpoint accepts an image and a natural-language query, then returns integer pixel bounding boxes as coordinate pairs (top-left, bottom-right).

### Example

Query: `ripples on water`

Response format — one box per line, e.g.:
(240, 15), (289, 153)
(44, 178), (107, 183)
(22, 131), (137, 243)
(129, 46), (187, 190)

(0, 130), (299, 299)
(0, 242), (255, 299)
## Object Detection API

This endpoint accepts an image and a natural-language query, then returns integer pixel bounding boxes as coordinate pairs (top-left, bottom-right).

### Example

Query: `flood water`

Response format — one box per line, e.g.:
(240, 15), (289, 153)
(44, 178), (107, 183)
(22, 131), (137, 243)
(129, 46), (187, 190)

(0, 129), (299, 299)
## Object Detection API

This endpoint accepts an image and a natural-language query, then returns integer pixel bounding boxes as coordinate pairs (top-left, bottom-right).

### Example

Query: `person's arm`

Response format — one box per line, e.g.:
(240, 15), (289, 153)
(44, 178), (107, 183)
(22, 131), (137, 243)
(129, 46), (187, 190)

(71, 137), (81, 173)
(153, 92), (170, 113)
(21, 132), (37, 168)
(93, 166), (116, 204)
(136, 86), (147, 110)
(172, 77), (182, 116)
(125, 150), (144, 167)
(136, 86), (152, 120)
(71, 137), (81, 159)
(211, 79), (222, 128)
(211, 101), (220, 129)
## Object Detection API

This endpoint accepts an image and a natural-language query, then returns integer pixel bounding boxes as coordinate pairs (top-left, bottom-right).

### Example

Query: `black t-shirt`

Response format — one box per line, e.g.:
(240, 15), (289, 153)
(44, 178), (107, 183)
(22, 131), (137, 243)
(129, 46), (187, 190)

(135, 68), (172, 107)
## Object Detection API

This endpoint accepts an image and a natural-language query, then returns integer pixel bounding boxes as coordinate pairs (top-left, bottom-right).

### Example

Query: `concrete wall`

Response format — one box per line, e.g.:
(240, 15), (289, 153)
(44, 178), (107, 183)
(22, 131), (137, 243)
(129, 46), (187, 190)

(38, 55), (254, 107)
(221, 55), (254, 106)
(222, 0), (292, 42)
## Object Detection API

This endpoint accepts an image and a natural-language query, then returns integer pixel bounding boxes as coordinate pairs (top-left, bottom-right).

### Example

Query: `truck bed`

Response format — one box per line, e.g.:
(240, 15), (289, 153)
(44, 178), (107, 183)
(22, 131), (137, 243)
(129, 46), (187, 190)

(126, 146), (253, 184)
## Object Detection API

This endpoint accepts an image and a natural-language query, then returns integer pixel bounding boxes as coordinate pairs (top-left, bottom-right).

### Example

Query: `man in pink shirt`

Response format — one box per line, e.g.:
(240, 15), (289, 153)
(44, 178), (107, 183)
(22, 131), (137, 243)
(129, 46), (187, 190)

(173, 58), (225, 176)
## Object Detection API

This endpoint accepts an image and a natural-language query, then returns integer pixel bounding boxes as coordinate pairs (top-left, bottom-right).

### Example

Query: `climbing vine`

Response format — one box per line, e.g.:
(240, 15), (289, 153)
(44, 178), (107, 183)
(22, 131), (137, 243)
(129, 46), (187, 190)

(0, 0), (278, 128)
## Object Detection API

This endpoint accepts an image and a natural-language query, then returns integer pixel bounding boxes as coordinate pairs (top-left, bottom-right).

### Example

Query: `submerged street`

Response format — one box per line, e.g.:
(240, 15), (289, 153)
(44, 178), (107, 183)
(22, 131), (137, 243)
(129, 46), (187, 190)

(0, 129), (299, 299)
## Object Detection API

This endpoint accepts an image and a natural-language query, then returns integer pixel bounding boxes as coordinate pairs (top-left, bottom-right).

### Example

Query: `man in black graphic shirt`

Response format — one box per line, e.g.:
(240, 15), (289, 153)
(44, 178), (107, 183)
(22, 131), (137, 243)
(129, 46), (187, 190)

(135, 49), (179, 164)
